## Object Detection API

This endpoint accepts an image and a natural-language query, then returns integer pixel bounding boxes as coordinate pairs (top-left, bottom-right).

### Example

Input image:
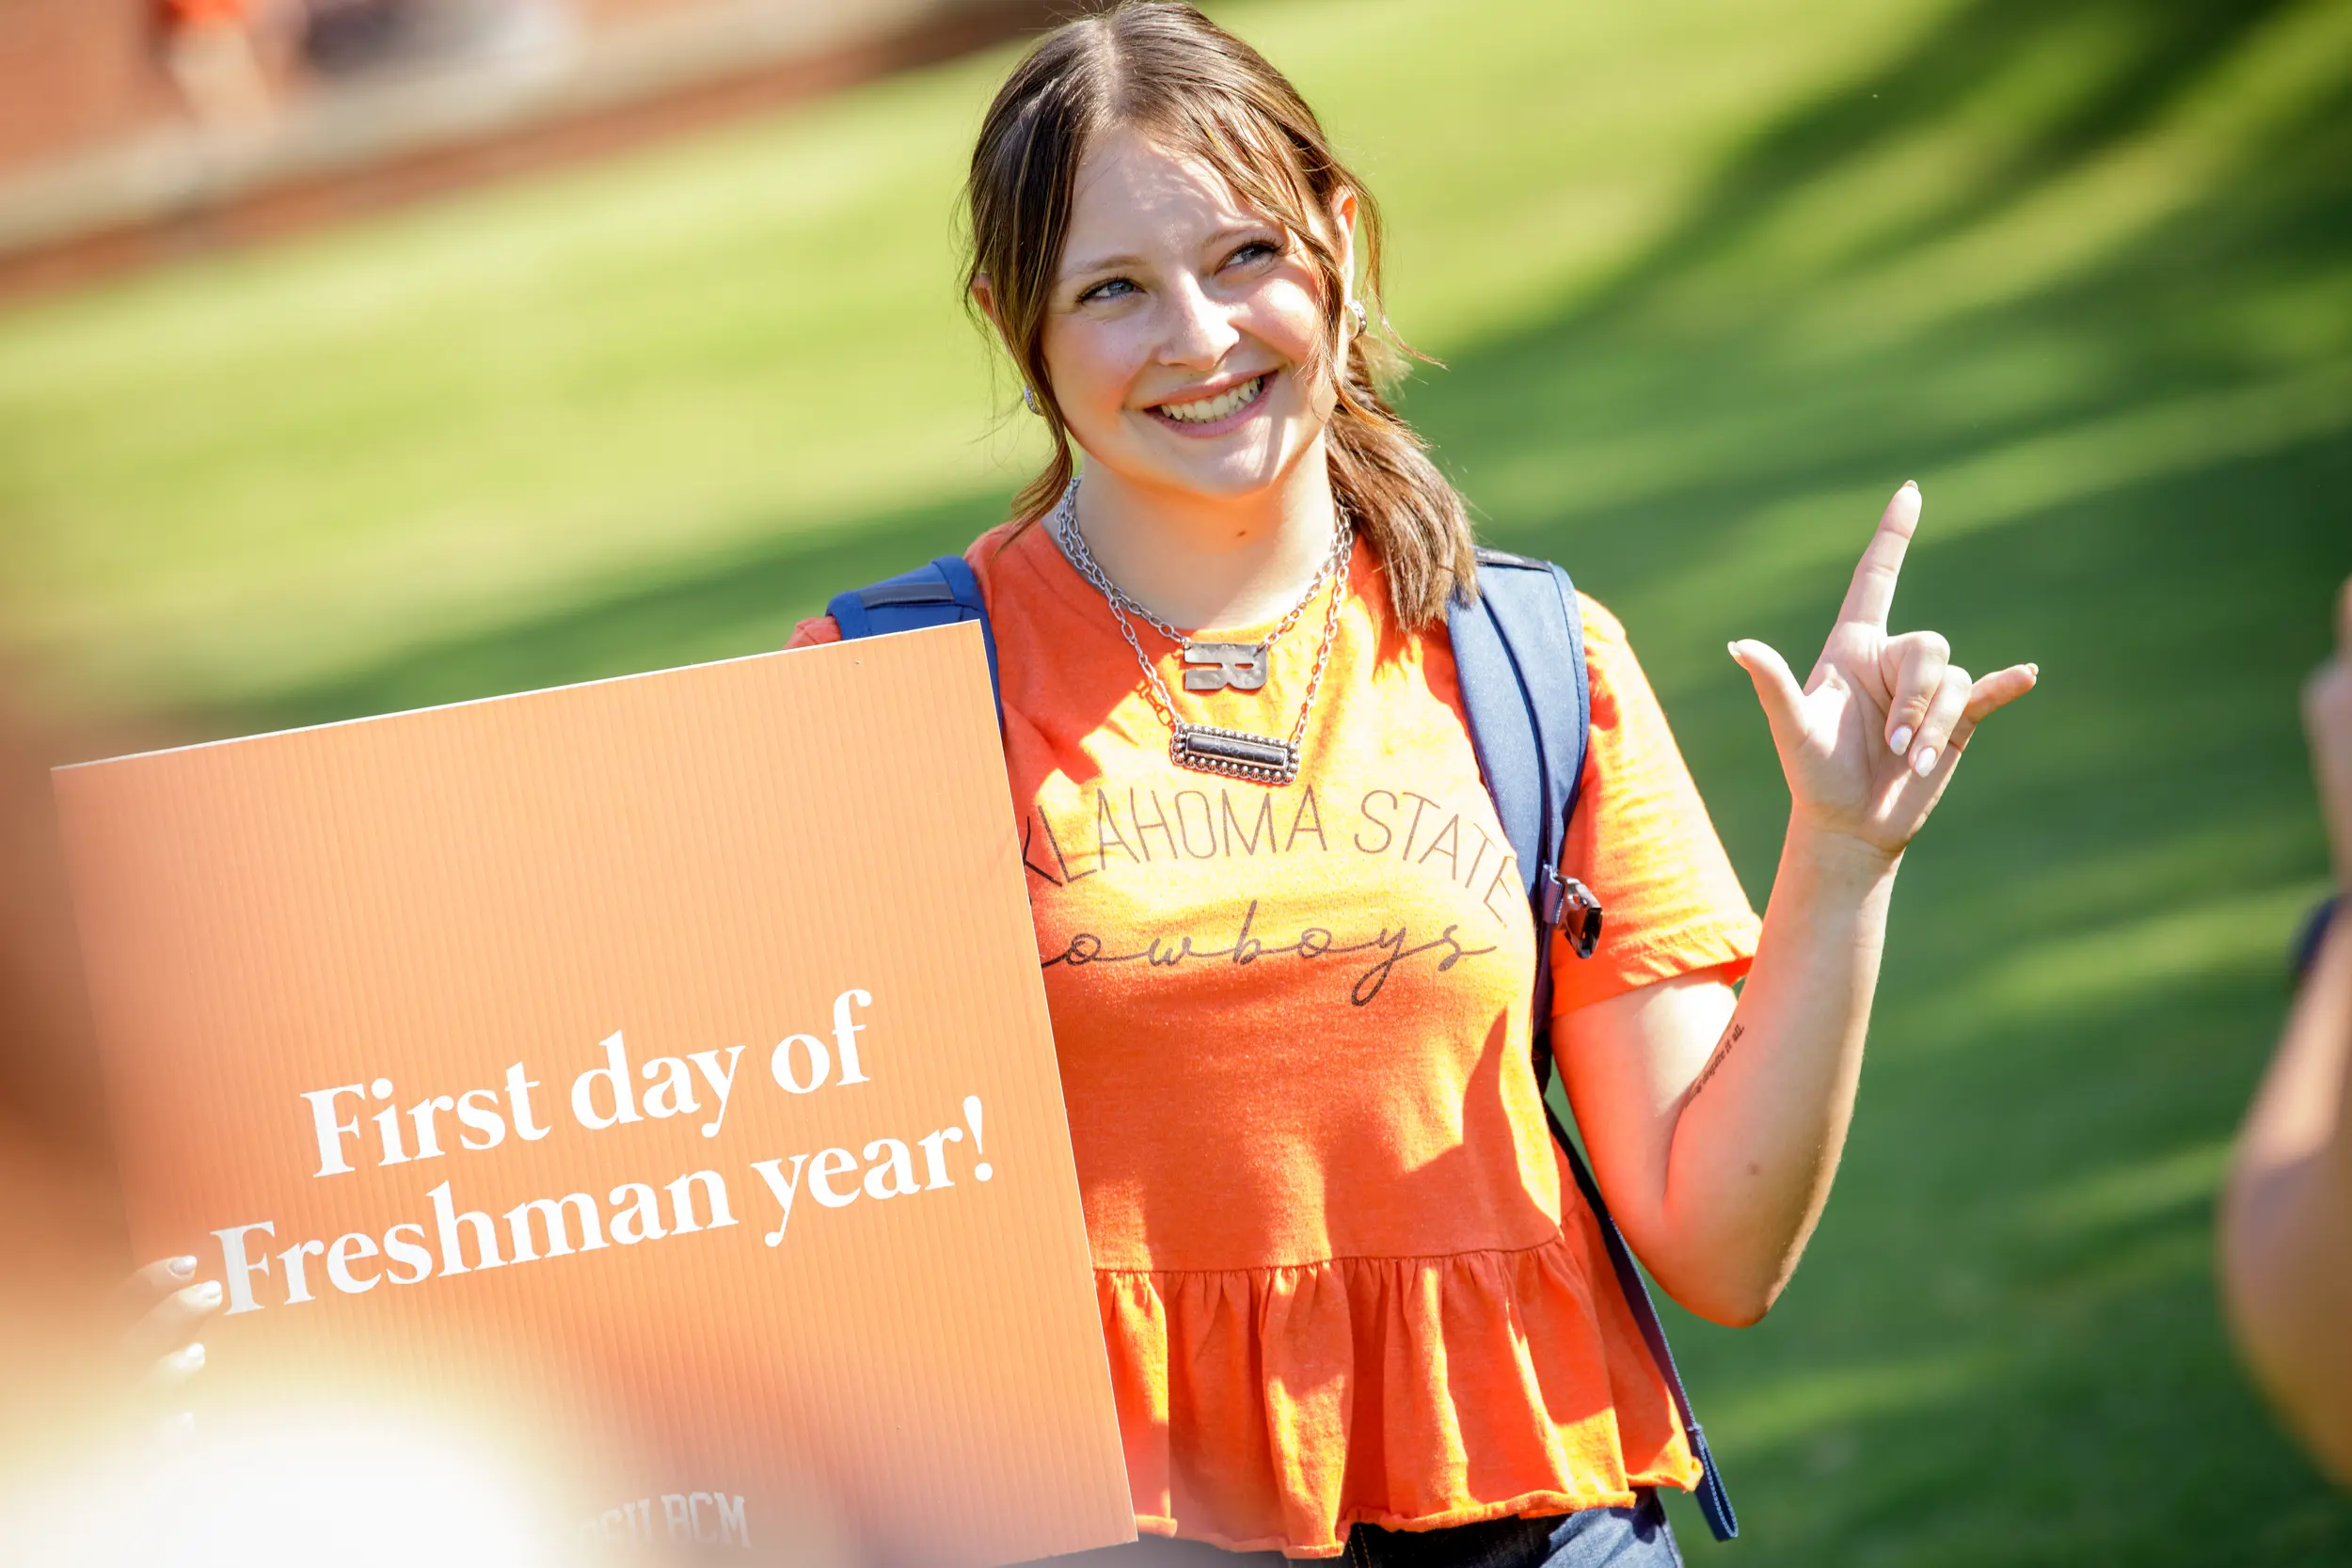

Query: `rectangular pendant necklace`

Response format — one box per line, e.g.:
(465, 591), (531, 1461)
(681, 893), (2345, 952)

(1170, 721), (1299, 785)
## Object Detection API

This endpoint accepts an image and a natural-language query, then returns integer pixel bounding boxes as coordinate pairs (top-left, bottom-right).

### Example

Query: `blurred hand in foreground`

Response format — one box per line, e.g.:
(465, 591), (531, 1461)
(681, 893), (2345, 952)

(2221, 574), (2352, 1487)
(122, 1255), (220, 1423)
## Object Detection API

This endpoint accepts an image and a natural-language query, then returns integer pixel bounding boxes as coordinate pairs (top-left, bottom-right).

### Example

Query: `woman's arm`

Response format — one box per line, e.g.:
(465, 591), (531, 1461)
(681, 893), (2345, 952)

(1559, 483), (2033, 1326)
(1562, 832), (1892, 1326)
(2218, 576), (2352, 1482)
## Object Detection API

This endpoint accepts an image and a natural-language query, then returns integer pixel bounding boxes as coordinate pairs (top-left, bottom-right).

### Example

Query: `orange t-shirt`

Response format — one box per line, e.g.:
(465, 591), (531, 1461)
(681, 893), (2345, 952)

(791, 520), (1759, 1558)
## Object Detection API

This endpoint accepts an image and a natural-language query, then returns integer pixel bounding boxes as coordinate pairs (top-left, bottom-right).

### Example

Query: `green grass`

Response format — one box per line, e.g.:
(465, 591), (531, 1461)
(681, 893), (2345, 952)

(6, 0), (2352, 1560)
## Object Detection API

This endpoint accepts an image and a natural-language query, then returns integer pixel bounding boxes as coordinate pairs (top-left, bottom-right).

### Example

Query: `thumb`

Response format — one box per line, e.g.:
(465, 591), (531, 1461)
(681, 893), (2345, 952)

(1729, 639), (1806, 744)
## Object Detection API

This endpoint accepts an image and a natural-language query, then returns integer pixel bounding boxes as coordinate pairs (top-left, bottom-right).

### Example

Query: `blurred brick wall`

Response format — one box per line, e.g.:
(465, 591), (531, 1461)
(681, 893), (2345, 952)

(0, 0), (941, 181)
(0, 1), (182, 174)
(0, 0), (1051, 293)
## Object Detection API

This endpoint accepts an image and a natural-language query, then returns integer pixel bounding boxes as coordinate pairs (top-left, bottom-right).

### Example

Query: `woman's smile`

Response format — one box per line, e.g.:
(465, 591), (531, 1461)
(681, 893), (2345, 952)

(1144, 371), (1273, 434)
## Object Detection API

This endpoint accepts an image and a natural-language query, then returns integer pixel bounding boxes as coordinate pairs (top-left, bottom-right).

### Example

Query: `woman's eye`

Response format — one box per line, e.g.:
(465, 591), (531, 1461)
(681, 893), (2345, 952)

(1078, 277), (1137, 305)
(1225, 240), (1280, 269)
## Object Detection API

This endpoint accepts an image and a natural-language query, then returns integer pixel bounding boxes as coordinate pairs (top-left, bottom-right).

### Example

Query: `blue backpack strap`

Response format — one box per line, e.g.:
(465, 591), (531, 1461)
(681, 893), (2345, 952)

(1450, 548), (1739, 1543)
(1447, 550), (1599, 1017)
(826, 554), (1002, 725)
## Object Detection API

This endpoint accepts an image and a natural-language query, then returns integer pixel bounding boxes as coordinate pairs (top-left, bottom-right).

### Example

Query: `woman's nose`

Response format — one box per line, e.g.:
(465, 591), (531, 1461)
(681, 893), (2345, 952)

(1157, 272), (1241, 368)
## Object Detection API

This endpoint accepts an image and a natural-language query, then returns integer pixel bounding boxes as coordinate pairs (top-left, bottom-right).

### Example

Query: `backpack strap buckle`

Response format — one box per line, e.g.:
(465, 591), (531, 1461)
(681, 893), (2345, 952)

(826, 556), (1001, 728)
(1537, 871), (1603, 960)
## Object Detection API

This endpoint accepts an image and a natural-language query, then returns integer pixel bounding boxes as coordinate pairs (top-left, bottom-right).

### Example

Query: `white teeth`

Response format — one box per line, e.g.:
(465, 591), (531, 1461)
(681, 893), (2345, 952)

(1158, 375), (1264, 424)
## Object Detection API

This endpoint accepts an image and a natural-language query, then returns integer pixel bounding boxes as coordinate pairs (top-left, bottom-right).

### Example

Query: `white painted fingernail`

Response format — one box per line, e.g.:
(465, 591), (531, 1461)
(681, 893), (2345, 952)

(1913, 745), (1939, 776)
(188, 1280), (223, 1309)
(167, 1256), (197, 1279)
(1890, 725), (1914, 755)
(175, 1342), (206, 1373)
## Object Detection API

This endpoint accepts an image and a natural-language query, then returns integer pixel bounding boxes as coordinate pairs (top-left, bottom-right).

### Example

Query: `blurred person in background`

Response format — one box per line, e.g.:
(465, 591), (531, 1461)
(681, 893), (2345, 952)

(158, 0), (288, 132)
(2222, 575), (2352, 1487)
(300, 0), (579, 77)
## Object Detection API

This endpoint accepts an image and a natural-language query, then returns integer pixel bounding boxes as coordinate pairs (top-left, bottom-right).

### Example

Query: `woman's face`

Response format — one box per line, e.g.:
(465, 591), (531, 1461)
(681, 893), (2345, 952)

(1028, 124), (1348, 507)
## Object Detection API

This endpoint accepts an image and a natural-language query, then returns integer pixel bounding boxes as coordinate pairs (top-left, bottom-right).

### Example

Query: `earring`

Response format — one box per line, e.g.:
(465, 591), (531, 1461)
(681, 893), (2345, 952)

(1022, 384), (1042, 415)
(1347, 297), (1368, 334)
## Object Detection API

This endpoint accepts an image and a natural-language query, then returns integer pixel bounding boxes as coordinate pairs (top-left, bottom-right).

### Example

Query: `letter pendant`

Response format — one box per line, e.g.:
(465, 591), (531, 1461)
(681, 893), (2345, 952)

(1182, 641), (1270, 692)
(1169, 722), (1298, 785)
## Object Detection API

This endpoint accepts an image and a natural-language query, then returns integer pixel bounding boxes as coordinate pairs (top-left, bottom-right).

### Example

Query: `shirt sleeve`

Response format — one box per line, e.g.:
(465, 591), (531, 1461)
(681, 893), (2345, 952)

(1549, 594), (1760, 1017)
(786, 615), (843, 649)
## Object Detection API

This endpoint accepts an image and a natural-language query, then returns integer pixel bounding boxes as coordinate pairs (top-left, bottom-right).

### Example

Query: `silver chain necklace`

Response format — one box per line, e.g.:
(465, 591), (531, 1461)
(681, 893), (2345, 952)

(1051, 476), (1350, 786)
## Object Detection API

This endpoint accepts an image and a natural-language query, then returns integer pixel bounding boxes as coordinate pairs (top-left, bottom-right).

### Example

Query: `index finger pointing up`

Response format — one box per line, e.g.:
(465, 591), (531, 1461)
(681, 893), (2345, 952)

(1838, 481), (1922, 629)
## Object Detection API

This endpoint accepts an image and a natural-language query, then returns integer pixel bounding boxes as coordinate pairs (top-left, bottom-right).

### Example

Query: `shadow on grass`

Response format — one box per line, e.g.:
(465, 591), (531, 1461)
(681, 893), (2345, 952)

(1574, 0), (2312, 309)
(1386, 2), (2352, 1561)
(217, 0), (2352, 1560)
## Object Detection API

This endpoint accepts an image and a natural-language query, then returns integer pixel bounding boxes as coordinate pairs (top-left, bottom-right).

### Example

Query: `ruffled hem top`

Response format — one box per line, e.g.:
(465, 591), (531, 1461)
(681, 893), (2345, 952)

(1100, 1209), (1704, 1558)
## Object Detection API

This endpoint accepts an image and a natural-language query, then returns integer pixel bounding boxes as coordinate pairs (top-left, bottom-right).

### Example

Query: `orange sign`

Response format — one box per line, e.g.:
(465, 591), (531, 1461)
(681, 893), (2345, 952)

(54, 625), (1134, 1565)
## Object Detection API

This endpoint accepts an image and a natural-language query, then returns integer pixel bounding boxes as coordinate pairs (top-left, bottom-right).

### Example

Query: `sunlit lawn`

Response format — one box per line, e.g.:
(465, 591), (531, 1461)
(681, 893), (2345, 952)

(5, 0), (2351, 1560)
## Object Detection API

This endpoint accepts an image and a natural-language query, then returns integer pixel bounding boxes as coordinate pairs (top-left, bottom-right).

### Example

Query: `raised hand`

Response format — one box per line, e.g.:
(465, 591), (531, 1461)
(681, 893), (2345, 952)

(1729, 482), (2036, 862)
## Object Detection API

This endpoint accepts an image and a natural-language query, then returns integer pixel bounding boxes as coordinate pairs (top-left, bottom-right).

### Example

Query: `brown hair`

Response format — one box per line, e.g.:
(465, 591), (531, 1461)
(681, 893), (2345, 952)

(964, 1), (1478, 626)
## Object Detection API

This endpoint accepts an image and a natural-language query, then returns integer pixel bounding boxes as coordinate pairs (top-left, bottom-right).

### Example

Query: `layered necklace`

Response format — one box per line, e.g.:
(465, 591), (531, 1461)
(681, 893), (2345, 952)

(1051, 476), (1351, 787)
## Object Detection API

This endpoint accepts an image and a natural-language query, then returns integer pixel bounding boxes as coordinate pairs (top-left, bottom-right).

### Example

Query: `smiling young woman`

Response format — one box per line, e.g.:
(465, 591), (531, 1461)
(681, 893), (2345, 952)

(786, 5), (2037, 1563)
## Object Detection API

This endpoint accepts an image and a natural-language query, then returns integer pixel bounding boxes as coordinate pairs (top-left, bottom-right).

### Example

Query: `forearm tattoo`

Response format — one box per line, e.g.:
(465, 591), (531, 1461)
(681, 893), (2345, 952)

(1687, 1021), (1744, 1101)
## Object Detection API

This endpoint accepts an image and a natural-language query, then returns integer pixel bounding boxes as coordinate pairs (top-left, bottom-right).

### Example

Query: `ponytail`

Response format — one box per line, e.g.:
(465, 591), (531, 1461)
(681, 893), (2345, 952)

(1325, 316), (1478, 625)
